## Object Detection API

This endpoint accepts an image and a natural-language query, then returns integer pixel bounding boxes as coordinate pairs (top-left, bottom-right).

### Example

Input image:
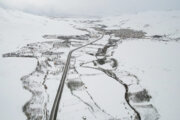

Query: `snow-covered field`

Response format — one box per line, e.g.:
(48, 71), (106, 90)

(0, 57), (36, 120)
(0, 7), (180, 120)
(114, 40), (180, 120)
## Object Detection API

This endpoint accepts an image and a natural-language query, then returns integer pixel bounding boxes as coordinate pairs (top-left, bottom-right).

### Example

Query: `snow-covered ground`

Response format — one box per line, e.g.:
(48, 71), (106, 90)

(0, 7), (86, 120)
(0, 7), (180, 120)
(114, 40), (180, 120)
(0, 57), (36, 120)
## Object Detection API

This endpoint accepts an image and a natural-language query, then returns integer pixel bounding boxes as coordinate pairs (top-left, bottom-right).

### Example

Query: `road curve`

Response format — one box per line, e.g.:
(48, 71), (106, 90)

(49, 33), (104, 120)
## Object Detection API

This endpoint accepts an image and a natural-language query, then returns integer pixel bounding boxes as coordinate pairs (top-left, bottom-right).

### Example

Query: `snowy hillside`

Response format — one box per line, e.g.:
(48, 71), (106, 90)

(102, 10), (180, 38)
(0, 7), (86, 54)
(0, 7), (180, 120)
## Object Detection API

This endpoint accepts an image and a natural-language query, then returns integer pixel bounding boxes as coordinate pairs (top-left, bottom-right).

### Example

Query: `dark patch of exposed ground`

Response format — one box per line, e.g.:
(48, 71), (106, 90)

(128, 89), (152, 103)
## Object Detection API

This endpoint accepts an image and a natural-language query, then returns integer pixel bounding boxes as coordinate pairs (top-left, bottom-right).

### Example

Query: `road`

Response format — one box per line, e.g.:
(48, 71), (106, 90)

(49, 33), (104, 120)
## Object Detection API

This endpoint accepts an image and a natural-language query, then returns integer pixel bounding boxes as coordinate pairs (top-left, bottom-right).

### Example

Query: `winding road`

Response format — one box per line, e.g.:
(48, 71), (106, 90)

(49, 33), (104, 120)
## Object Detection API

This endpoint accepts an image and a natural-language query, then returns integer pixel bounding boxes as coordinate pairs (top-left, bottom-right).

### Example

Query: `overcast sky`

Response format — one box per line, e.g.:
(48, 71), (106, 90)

(0, 0), (180, 16)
